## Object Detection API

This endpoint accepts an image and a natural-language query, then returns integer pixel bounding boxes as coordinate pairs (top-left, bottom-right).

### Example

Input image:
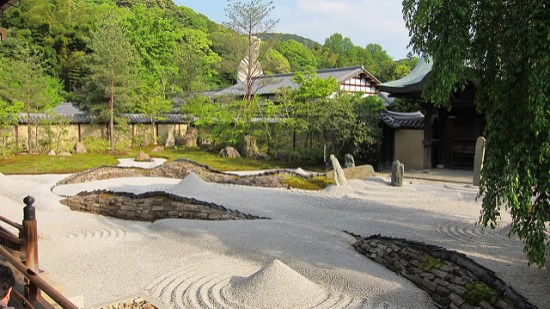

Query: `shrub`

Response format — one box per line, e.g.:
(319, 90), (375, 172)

(83, 137), (110, 152)
(464, 282), (499, 305)
(420, 254), (443, 271)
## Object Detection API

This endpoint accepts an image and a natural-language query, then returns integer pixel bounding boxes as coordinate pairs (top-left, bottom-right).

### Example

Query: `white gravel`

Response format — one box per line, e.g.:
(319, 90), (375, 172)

(117, 158), (167, 169)
(1, 171), (548, 308)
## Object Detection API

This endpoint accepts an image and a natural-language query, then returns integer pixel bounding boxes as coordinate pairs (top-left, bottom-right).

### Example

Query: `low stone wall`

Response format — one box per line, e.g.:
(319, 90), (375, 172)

(61, 190), (268, 222)
(352, 235), (536, 309)
(57, 159), (314, 188)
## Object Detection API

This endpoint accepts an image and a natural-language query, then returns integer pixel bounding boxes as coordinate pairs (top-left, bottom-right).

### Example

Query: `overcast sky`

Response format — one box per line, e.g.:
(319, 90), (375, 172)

(174, 0), (412, 60)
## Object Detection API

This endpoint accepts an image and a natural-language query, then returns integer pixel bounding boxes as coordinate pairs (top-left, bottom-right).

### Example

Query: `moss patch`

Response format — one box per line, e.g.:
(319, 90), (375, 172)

(283, 175), (334, 190)
(464, 282), (499, 305)
(420, 254), (443, 271)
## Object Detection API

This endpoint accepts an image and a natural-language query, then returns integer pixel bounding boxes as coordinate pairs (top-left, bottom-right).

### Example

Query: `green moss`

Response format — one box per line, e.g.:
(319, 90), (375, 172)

(464, 282), (499, 305)
(283, 175), (334, 190)
(420, 254), (443, 271)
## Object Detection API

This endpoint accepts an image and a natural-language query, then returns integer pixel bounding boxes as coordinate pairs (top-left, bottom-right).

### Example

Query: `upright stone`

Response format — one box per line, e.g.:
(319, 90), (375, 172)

(182, 126), (198, 147)
(73, 142), (87, 154)
(391, 160), (404, 187)
(330, 154), (347, 186)
(242, 135), (259, 158)
(219, 146), (241, 158)
(473, 136), (486, 186)
(165, 131), (175, 148)
(344, 153), (355, 168)
(135, 151), (150, 162)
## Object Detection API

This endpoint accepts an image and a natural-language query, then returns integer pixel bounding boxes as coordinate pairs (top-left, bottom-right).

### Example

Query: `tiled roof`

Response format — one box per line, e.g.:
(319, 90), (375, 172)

(17, 103), (187, 124)
(216, 66), (380, 97)
(378, 57), (433, 94)
(380, 110), (424, 129)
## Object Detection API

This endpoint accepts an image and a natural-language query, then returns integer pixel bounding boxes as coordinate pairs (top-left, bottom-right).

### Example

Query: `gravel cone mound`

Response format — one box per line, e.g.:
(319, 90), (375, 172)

(225, 259), (326, 308)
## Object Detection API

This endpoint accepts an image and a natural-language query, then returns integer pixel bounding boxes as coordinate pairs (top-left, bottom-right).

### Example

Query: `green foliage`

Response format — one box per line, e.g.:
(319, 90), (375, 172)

(261, 48), (290, 74)
(0, 38), (64, 153)
(420, 254), (443, 271)
(82, 137), (111, 153)
(464, 282), (499, 306)
(403, 0), (550, 266)
(38, 111), (71, 153)
(392, 98), (422, 113)
(77, 9), (141, 151)
(282, 175), (334, 190)
(0, 99), (24, 158)
(277, 39), (317, 72)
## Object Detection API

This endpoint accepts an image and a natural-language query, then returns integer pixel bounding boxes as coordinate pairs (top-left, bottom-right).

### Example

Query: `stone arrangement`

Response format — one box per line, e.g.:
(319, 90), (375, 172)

(73, 142), (87, 154)
(344, 153), (355, 168)
(165, 131), (175, 148)
(473, 136), (486, 186)
(61, 190), (268, 222)
(219, 146), (241, 158)
(56, 159), (316, 189)
(391, 160), (404, 187)
(330, 154), (347, 186)
(352, 234), (536, 309)
(135, 151), (151, 162)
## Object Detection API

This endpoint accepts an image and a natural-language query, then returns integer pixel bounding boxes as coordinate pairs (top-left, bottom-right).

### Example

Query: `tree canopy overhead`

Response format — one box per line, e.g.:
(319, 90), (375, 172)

(403, 0), (549, 265)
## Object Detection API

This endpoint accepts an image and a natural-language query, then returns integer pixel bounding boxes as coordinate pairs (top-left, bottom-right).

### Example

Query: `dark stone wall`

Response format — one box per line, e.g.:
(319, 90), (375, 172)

(61, 190), (268, 222)
(352, 235), (536, 309)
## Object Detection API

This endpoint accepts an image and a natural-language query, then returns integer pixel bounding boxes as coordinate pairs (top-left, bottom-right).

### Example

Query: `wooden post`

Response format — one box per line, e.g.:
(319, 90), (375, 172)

(423, 107), (433, 173)
(22, 195), (40, 301)
(22, 196), (39, 273)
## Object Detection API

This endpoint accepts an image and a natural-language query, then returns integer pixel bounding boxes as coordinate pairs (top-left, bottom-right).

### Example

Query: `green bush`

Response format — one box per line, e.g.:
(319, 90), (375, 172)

(420, 255), (443, 271)
(83, 137), (110, 152)
(464, 282), (499, 305)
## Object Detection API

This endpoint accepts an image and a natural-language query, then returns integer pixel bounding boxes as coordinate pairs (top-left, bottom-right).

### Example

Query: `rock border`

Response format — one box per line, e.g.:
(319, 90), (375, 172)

(60, 190), (269, 222)
(56, 160), (319, 189)
(350, 234), (537, 309)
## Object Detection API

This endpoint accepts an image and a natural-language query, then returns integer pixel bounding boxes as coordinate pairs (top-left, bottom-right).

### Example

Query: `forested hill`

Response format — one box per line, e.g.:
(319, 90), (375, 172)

(0, 0), (417, 99)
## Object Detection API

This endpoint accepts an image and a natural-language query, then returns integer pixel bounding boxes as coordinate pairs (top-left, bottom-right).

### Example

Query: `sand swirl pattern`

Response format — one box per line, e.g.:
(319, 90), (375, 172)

(437, 221), (513, 245)
(146, 258), (363, 309)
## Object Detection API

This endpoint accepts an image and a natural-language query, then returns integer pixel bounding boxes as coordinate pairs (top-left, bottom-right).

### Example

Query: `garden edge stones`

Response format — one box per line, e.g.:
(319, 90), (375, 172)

(349, 233), (537, 309)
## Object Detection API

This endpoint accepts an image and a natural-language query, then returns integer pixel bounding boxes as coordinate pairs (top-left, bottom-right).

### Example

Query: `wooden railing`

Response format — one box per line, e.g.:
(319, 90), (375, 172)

(0, 196), (79, 309)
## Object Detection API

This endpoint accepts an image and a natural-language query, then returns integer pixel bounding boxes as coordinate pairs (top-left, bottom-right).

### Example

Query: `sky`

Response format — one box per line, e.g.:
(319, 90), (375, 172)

(174, 0), (412, 60)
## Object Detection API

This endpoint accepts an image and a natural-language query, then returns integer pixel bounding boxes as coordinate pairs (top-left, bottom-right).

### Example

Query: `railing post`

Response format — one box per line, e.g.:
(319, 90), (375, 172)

(23, 195), (40, 301)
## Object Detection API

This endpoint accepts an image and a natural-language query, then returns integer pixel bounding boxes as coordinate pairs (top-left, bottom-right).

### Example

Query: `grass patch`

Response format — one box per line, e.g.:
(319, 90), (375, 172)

(0, 153), (119, 174)
(0, 146), (324, 175)
(282, 175), (334, 190)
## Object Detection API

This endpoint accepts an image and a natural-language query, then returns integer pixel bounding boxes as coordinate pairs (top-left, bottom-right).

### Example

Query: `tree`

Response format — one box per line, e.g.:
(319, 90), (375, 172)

(261, 48), (290, 74)
(124, 4), (178, 98)
(323, 33), (358, 67)
(0, 98), (24, 158)
(176, 28), (221, 93)
(224, 0), (278, 109)
(0, 38), (63, 153)
(78, 9), (140, 151)
(277, 39), (317, 72)
(403, 0), (549, 265)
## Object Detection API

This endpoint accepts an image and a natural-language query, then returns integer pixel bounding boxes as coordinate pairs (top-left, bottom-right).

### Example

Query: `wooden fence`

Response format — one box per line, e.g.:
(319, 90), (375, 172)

(0, 196), (79, 308)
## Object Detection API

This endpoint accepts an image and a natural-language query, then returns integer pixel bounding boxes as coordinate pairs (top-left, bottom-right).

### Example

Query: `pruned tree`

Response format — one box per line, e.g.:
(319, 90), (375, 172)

(78, 9), (140, 151)
(224, 0), (279, 109)
(403, 0), (549, 265)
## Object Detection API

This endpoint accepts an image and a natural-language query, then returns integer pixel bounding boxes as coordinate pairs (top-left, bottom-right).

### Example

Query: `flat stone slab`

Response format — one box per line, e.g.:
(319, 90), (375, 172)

(327, 164), (375, 180)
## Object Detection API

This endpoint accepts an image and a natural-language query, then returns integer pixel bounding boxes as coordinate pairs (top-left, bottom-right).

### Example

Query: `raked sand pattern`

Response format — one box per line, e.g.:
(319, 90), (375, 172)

(147, 258), (361, 309)
(1, 170), (548, 308)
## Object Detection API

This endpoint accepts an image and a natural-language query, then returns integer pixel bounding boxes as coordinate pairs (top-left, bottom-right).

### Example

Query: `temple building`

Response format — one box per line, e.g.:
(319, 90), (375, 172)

(379, 57), (484, 171)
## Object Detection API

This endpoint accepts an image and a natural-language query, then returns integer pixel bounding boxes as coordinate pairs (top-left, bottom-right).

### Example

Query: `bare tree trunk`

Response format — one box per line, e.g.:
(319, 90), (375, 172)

(109, 81), (115, 151)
